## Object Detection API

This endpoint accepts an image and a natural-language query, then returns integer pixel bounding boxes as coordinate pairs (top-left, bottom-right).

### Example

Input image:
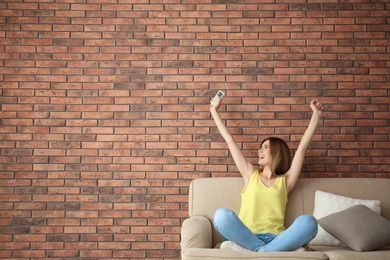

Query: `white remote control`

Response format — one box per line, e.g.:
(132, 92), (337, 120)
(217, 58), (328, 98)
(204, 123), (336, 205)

(211, 90), (224, 105)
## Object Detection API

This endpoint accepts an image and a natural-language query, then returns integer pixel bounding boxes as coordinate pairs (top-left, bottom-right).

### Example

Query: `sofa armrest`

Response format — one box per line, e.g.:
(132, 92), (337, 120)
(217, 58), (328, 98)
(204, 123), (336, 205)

(181, 215), (212, 250)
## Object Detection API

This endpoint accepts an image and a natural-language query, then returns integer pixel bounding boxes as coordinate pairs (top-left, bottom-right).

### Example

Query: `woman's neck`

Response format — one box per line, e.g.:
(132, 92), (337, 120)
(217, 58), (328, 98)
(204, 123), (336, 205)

(260, 167), (274, 180)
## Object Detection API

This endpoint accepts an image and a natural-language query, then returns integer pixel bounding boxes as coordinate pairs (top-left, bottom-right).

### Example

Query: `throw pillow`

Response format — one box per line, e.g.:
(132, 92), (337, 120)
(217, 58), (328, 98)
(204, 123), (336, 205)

(318, 204), (390, 251)
(310, 190), (381, 246)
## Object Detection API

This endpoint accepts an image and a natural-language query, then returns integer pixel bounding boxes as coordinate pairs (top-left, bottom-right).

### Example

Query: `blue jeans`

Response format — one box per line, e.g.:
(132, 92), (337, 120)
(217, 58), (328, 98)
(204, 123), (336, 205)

(213, 208), (318, 252)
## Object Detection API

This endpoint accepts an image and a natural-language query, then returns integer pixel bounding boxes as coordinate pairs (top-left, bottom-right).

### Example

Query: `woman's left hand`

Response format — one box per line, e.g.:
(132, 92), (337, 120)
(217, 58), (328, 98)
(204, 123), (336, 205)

(310, 99), (324, 117)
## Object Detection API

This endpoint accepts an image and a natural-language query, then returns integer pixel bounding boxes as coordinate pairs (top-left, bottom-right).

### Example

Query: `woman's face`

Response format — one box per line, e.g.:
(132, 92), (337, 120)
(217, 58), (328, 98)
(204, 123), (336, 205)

(258, 140), (272, 166)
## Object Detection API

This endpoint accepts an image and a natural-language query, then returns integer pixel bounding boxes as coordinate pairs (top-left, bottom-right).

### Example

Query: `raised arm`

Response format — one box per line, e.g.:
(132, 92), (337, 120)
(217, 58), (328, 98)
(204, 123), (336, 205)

(210, 98), (255, 185)
(285, 100), (324, 193)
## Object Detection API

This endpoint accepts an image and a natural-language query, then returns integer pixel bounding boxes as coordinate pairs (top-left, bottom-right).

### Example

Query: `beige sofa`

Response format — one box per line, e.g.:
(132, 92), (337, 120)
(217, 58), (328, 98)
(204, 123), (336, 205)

(181, 177), (390, 260)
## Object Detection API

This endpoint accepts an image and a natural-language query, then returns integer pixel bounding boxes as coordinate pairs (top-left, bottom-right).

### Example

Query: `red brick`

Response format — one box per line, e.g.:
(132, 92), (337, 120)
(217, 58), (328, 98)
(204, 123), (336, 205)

(13, 250), (46, 258)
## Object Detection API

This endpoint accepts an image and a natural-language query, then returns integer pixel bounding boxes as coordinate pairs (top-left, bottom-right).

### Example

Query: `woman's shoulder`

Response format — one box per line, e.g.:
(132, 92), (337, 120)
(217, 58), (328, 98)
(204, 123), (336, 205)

(244, 169), (260, 186)
(276, 175), (287, 184)
(251, 169), (261, 179)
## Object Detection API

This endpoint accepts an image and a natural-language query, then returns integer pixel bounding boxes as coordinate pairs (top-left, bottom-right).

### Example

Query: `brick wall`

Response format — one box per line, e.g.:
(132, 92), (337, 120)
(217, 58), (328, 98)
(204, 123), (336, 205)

(0, 0), (389, 259)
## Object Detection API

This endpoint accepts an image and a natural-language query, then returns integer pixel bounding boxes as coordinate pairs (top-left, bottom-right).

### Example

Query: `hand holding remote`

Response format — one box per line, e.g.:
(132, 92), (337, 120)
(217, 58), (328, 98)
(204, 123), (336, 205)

(211, 90), (224, 106)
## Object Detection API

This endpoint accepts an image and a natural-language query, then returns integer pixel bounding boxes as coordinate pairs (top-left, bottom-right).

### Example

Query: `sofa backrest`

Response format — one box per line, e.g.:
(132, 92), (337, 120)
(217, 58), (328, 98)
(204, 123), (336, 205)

(287, 178), (390, 226)
(189, 177), (390, 246)
(189, 177), (243, 220)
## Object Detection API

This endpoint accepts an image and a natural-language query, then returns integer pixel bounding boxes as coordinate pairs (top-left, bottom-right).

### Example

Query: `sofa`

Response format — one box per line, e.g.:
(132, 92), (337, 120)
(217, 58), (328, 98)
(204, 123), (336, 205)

(181, 177), (390, 260)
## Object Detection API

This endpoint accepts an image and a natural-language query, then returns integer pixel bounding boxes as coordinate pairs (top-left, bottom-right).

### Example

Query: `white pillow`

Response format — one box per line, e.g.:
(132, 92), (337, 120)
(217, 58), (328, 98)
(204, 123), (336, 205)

(310, 190), (381, 246)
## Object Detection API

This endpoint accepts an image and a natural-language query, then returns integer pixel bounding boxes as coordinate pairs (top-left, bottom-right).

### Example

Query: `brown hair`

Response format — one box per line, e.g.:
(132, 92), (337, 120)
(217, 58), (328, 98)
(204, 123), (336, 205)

(259, 137), (291, 176)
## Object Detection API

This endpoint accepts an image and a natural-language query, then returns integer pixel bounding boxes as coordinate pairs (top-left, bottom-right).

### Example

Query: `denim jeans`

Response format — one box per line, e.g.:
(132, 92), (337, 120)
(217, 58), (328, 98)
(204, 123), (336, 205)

(213, 208), (318, 252)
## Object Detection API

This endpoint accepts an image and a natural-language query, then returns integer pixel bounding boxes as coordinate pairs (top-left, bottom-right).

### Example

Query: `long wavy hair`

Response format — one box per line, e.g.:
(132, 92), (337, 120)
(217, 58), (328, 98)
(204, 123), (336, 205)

(259, 137), (291, 176)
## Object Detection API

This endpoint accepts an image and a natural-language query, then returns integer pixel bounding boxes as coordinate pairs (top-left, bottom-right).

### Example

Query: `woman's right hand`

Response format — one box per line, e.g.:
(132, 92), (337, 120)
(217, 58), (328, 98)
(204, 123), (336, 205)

(210, 96), (222, 111)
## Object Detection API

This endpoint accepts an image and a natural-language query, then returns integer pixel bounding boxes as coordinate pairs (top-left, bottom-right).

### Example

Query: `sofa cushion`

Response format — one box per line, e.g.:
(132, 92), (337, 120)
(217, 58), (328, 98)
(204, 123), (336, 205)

(318, 205), (390, 252)
(182, 248), (328, 260)
(309, 246), (390, 260)
(310, 190), (381, 246)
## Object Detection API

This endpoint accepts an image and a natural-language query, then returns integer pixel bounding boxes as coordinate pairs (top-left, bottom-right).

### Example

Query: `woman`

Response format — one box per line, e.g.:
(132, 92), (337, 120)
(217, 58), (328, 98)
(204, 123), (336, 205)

(210, 96), (324, 252)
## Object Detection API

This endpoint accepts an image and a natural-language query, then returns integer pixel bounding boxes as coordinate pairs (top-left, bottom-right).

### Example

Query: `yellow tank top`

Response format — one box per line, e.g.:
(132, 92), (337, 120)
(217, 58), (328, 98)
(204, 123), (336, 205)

(238, 170), (288, 234)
